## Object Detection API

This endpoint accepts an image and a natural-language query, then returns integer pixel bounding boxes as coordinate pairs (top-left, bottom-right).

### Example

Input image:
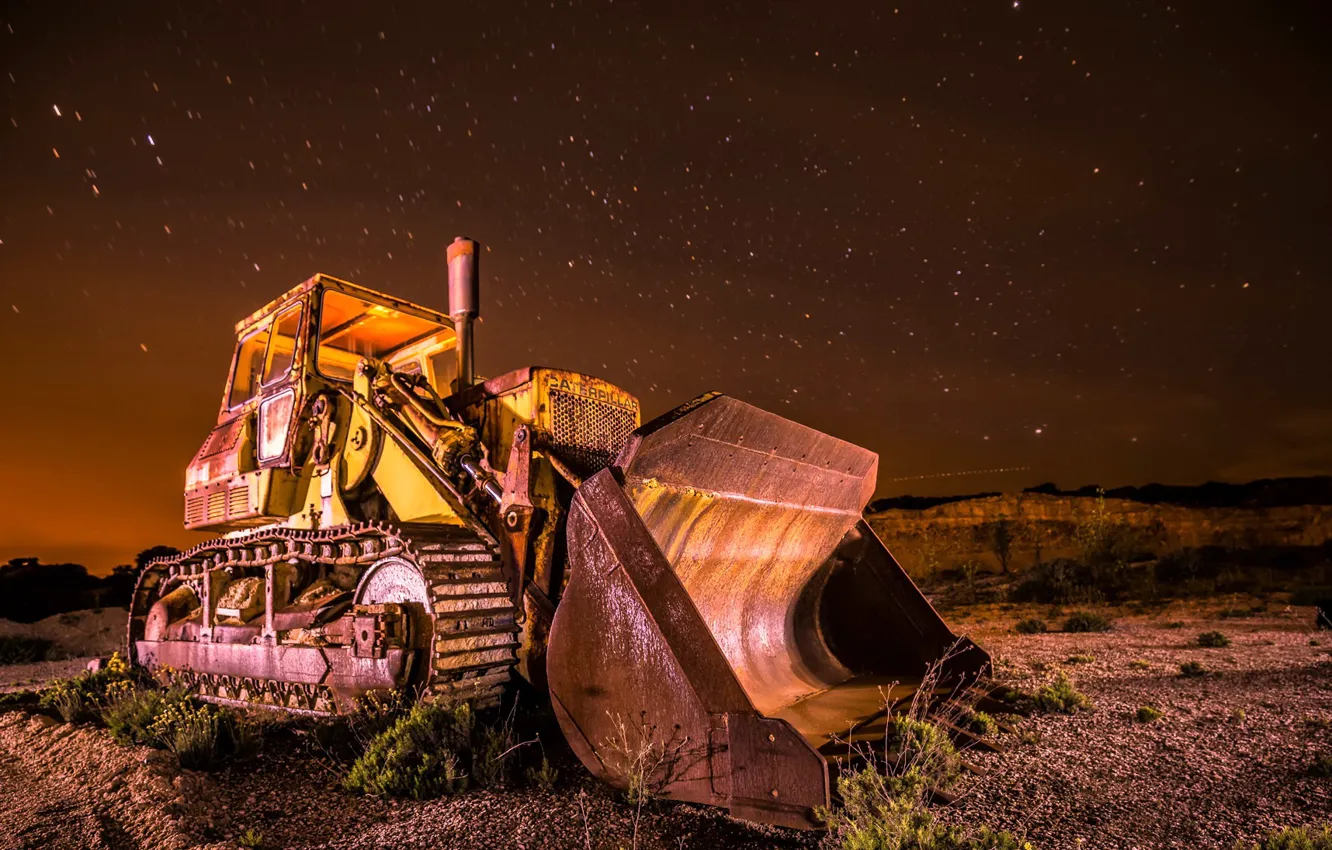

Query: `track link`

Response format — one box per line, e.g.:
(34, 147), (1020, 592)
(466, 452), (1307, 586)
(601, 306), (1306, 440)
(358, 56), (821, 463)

(129, 520), (519, 713)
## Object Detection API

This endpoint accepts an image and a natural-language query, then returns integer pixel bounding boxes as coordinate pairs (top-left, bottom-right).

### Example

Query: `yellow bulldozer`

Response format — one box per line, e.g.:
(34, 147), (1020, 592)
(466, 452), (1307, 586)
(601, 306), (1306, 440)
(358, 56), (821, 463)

(129, 237), (989, 827)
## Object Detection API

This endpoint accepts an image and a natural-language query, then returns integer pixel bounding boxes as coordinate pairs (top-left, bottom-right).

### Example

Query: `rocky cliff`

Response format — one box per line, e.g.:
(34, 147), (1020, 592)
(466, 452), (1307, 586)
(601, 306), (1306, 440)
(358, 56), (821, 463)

(866, 493), (1332, 577)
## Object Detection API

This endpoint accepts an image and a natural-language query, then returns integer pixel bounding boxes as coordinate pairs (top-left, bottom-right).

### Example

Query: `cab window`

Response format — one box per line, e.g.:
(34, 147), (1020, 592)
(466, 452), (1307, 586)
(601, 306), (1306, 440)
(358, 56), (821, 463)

(316, 290), (452, 381)
(261, 303), (303, 385)
(227, 324), (270, 408)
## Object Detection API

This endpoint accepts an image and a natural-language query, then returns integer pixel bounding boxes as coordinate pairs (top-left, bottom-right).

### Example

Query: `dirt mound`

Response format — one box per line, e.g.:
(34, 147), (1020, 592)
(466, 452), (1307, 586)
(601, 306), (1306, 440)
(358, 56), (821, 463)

(0, 711), (227, 850)
(0, 608), (126, 659)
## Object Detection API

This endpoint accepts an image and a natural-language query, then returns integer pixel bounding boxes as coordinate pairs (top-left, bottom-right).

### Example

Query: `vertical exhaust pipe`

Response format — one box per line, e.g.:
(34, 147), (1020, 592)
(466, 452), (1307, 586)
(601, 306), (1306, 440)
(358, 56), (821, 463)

(447, 236), (480, 390)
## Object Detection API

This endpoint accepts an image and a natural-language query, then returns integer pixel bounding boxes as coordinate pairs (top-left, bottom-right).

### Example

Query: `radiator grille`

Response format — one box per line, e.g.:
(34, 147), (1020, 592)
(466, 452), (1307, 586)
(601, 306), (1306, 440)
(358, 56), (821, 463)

(548, 389), (637, 478)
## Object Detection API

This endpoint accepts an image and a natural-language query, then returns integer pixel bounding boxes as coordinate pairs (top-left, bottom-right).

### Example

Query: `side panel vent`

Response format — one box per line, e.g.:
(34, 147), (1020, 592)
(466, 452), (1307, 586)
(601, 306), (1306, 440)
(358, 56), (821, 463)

(185, 493), (208, 526)
(184, 481), (257, 529)
(227, 484), (251, 517)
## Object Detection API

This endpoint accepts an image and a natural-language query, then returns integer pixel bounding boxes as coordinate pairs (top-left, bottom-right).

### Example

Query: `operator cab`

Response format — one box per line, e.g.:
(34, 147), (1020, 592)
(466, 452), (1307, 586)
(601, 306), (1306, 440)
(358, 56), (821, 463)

(225, 276), (459, 408)
(185, 275), (458, 530)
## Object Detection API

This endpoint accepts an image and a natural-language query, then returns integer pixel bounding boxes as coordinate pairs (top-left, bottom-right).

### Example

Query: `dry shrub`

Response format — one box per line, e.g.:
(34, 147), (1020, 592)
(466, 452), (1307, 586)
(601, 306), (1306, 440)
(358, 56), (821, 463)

(149, 699), (225, 769)
(1062, 611), (1112, 633)
(344, 701), (473, 798)
(818, 642), (1030, 849)
(1135, 705), (1163, 723)
(1034, 672), (1091, 714)
(1234, 825), (1332, 850)
(1178, 661), (1207, 678)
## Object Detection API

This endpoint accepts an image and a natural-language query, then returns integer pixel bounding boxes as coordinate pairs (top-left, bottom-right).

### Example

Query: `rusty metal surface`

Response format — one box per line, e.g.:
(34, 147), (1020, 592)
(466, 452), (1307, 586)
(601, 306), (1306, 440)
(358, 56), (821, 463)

(547, 393), (989, 827)
(618, 394), (877, 716)
(547, 467), (829, 827)
(130, 522), (519, 712)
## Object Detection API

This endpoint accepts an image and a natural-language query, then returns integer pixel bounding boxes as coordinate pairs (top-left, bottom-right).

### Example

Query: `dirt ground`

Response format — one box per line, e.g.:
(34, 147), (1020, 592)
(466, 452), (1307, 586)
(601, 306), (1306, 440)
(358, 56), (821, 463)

(944, 601), (1332, 849)
(1, 604), (1328, 849)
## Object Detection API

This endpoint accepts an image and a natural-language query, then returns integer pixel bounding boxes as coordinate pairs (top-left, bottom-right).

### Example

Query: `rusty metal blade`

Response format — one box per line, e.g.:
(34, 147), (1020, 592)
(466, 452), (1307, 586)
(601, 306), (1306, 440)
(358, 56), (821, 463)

(615, 394), (878, 717)
(548, 393), (991, 829)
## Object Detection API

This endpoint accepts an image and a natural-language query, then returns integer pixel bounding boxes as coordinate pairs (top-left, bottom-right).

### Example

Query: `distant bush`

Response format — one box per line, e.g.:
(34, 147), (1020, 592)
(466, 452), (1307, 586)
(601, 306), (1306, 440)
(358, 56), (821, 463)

(1074, 493), (1139, 566)
(1234, 825), (1332, 850)
(1198, 631), (1231, 648)
(1010, 559), (1124, 605)
(1063, 611), (1113, 633)
(345, 702), (475, 799)
(1065, 654), (1094, 665)
(1293, 590), (1332, 629)
(1218, 604), (1266, 620)
(1130, 659), (1153, 670)
(1014, 618), (1048, 635)
(1160, 546), (1332, 599)
(0, 548), (178, 623)
(1034, 672), (1091, 714)
(1311, 754), (1332, 778)
(1136, 705), (1163, 723)
(1178, 661), (1207, 678)
(987, 516), (1015, 576)
(0, 635), (55, 665)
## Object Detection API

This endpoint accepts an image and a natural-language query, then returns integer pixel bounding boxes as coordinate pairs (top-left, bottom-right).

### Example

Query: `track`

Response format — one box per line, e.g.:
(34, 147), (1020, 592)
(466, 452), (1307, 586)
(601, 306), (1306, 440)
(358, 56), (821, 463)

(128, 521), (519, 713)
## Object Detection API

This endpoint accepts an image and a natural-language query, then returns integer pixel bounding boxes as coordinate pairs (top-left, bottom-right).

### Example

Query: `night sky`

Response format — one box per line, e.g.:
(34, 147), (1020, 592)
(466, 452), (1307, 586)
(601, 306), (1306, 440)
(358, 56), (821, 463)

(2, 2), (1328, 573)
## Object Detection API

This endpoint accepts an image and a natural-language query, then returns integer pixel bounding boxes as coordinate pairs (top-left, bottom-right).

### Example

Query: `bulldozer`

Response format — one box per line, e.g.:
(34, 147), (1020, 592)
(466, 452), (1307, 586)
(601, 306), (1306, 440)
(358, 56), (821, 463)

(129, 237), (989, 828)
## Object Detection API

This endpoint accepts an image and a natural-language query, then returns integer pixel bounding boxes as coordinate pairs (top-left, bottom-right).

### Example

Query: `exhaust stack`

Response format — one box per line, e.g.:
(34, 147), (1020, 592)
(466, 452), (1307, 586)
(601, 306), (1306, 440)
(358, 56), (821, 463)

(447, 236), (480, 390)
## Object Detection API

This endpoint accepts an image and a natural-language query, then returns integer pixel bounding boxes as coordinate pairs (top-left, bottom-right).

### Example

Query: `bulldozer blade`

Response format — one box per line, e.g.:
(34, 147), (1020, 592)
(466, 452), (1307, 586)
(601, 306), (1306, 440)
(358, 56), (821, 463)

(546, 394), (990, 828)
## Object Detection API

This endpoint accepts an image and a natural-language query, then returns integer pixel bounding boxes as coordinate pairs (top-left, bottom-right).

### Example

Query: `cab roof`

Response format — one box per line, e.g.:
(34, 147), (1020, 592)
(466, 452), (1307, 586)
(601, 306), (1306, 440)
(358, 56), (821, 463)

(234, 274), (454, 335)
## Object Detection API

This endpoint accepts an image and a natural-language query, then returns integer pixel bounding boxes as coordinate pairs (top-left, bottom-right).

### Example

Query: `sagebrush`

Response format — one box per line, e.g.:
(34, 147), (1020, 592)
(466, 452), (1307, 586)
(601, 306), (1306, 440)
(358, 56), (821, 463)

(1234, 825), (1332, 850)
(820, 765), (1032, 850)
(1062, 611), (1113, 633)
(344, 701), (474, 798)
(818, 641), (1033, 849)
(1034, 672), (1091, 714)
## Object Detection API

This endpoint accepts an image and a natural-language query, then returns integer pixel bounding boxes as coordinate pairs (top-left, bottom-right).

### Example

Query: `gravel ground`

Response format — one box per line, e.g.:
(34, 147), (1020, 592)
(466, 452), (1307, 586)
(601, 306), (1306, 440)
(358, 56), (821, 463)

(943, 604), (1332, 849)
(194, 724), (814, 850)
(0, 605), (1327, 849)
